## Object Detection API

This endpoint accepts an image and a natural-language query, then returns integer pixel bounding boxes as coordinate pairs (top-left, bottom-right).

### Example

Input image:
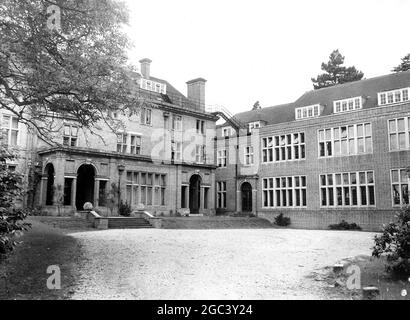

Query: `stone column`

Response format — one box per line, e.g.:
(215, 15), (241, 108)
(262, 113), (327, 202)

(236, 189), (241, 213)
(252, 188), (258, 216)
(71, 178), (77, 208)
(94, 179), (100, 208)
(40, 176), (48, 206)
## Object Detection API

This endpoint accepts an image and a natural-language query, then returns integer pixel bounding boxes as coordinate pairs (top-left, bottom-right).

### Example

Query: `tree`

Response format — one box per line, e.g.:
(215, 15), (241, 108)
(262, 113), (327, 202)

(392, 54), (410, 72)
(311, 49), (364, 90)
(0, 0), (140, 142)
(0, 137), (31, 255)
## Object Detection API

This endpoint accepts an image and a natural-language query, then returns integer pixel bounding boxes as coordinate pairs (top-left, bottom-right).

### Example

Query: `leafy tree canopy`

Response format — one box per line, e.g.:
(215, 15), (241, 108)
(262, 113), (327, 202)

(392, 53), (410, 72)
(0, 0), (139, 141)
(311, 49), (364, 90)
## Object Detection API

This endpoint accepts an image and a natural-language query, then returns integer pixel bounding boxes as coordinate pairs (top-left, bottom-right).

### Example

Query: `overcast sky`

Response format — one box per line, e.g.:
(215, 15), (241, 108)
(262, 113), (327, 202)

(123, 0), (410, 114)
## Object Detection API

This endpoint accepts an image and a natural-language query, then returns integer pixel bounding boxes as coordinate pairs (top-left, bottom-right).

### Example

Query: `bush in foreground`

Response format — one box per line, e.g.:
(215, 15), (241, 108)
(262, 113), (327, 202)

(372, 205), (410, 276)
(328, 220), (362, 231)
(274, 213), (291, 227)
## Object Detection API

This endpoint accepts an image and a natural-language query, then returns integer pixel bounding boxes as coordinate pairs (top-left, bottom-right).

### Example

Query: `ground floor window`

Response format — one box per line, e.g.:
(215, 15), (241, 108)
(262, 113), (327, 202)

(262, 176), (307, 208)
(391, 169), (409, 206)
(320, 171), (375, 207)
(126, 171), (167, 207)
(204, 187), (209, 209)
(98, 180), (107, 206)
(217, 182), (226, 209)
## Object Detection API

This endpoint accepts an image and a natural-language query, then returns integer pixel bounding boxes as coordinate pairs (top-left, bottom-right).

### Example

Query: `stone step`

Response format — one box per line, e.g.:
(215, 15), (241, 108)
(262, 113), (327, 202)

(107, 217), (153, 229)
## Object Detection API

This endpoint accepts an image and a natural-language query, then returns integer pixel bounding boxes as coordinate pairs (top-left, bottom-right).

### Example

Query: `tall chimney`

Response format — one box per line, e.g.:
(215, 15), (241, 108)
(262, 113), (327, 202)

(139, 58), (152, 79)
(186, 78), (207, 111)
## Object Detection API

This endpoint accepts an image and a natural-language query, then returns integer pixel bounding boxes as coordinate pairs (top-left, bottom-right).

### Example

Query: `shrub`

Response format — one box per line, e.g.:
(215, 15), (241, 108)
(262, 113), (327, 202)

(118, 201), (132, 217)
(329, 220), (362, 230)
(274, 213), (291, 227)
(372, 206), (410, 276)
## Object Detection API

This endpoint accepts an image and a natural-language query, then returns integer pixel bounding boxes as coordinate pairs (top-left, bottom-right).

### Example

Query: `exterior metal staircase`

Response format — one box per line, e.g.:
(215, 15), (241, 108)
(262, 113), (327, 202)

(206, 105), (247, 130)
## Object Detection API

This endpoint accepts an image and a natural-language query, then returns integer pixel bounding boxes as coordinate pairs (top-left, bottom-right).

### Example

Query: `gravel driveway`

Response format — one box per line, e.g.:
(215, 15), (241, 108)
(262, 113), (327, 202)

(69, 228), (375, 300)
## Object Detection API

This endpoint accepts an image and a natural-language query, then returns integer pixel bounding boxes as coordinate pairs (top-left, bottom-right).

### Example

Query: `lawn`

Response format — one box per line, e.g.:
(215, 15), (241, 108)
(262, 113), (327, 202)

(0, 218), (84, 300)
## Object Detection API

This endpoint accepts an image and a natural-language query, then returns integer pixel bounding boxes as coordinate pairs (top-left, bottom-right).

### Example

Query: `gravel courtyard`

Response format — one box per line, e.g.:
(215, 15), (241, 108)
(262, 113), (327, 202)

(68, 228), (376, 300)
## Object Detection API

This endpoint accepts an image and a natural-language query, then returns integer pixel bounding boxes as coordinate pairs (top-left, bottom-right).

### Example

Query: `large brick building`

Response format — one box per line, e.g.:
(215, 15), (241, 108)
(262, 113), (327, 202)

(1, 59), (218, 217)
(215, 71), (410, 231)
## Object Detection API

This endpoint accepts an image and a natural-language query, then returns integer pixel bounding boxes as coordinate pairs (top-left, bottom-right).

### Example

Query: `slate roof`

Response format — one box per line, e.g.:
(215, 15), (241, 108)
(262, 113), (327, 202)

(225, 71), (410, 128)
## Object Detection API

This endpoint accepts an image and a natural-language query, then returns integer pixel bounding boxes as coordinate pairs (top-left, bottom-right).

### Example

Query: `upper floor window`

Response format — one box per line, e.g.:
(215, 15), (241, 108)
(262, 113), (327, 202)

(388, 117), (410, 151)
(172, 115), (182, 131)
(195, 145), (206, 163)
(130, 135), (141, 155)
(318, 123), (372, 158)
(117, 133), (128, 153)
(0, 114), (18, 146)
(391, 169), (409, 206)
(140, 107), (152, 125)
(63, 124), (78, 147)
(334, 97), (362, 113)
(117, 133), (142, 154)
(196, 120), (205, 134)
(222, 127), (232, 137)
(295, 104), (320, 120)
(217, 149), (227, 167)
(320, 171), (375, 207)
(244, 146), (254, 165)
(171, 141), (182, 161)
(262, 132), (305, 163)
(140, 78), (167, 94)
(248, 121), (260, 133)
(378, 88), (409, 106)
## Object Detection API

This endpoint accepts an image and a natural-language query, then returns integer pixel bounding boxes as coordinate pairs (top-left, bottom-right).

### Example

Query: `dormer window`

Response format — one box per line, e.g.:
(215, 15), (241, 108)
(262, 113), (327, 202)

(333, 97), (362, 114)
(248, 121), (261, 133)
(140, 78), (167, 94)
(378, 87), (410, 106)
(295, 105), (320, 120)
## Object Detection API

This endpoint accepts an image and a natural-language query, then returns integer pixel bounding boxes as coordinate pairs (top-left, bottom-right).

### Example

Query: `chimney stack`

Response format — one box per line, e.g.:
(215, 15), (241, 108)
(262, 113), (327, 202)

(186, 78), (207, 111)
(139, 58), (152, 79)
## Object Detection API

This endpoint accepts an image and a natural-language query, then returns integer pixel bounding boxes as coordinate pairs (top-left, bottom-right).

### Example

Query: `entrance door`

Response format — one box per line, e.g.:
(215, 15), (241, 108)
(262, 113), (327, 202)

(189, 175), (201, 214)
(241, 182), (252, 212)
(76, 164), (95, 210)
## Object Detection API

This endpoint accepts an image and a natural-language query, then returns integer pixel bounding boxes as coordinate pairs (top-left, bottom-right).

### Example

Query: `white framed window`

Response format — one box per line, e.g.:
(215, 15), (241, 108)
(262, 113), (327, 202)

(295, 104), (320, 120)
(127, 171), (166, 207)
(248, 121), (261, 133)
(196, 120), (205, 134)
(217, 181), (227, 209)
(0, 114), (19, 146)
(172, 141), (182, 161)
(130, 135), (141, 155)
(140, 107), (152, 125)
(195, 145), (206, 163)
(217, 149), (227, 167)
(378, 87), (409, 106)
(63, 124), (78, 147)
(262, 132), (305, 163)
(320, 171), (375, 207)
(117, 133), (127, 153)
(318, 123), (372, 158)
(391, 169), (409, 206)
(334, 97), (362, 113)
(140, 78), (167, 94)
(388, 117), (410, 151)
(244, 146), (254, 165)
(262, 176), (307, 208)
(172, 115), (182, 131)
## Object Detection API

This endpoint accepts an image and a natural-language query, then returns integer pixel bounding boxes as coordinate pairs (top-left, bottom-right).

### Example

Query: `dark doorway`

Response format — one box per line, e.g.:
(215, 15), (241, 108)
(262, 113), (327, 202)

(76, 164), (95, 210)
(189, 175), (201, 214)
(241, 182), (252, 212)
(45, 164), (55, 205)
